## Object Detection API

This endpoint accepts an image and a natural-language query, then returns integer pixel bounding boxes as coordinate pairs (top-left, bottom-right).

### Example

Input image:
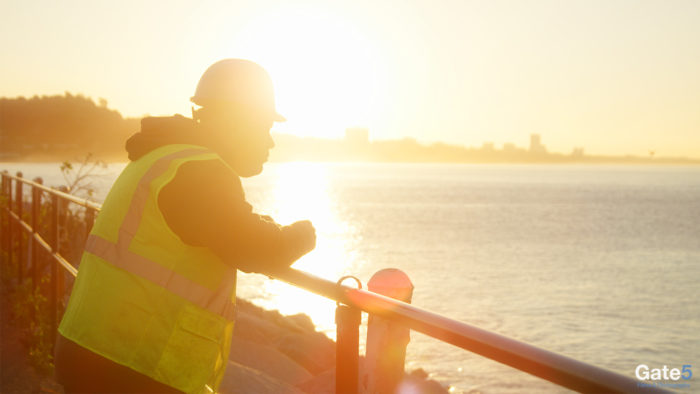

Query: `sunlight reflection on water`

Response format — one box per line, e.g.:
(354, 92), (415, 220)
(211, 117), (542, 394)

(238, 162), (364, 335)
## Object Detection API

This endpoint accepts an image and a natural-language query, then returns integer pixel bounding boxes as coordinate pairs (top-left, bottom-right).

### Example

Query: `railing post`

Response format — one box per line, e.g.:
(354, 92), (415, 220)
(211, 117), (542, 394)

(31, 177), (42, 293)
(84, 207), (95, 239)
(336, 276), (362, 394)
(336, 304), (361, 394)
(1, 172), (9, 265)
(16, 172), (24, 283)
(363, 269), (414, 394)
(57, 187), (68, 313)
(49, 193), (59, 347)
(7, 176), (14, 270)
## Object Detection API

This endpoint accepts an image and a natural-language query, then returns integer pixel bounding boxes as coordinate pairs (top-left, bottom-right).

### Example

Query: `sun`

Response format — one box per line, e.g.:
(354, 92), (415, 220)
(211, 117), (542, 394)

(225, 5), (387, 139)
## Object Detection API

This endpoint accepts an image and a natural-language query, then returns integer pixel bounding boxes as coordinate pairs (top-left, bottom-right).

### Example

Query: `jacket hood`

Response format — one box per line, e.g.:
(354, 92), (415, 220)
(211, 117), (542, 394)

(125, 115), (201, 161)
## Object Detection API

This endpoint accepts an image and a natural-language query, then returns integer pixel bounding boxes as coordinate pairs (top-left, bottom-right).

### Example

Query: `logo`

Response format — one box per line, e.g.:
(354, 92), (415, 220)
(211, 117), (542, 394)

(635, 364), (692, 390)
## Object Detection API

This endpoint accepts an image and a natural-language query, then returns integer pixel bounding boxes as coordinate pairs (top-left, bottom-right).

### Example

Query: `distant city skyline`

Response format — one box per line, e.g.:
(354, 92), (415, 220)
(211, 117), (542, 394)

(264, 128), (695, 163)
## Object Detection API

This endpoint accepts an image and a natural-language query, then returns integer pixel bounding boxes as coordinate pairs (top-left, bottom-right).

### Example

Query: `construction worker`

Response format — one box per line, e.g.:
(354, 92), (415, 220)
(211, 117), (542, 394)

(54, 59), (316, 393)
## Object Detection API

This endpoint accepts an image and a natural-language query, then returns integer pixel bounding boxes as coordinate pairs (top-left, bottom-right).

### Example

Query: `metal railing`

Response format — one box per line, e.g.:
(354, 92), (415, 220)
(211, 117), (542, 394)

(1, 172), (98, 345)
(0, 170), (671, 393)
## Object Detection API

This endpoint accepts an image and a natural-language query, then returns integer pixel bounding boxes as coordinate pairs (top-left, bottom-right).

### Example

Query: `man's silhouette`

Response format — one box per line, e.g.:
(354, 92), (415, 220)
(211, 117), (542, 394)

(55, 59), (316, 393)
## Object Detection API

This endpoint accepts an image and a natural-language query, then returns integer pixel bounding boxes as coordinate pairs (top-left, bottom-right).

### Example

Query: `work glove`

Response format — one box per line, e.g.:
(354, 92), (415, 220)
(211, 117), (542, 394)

(281, 220), (316, 265)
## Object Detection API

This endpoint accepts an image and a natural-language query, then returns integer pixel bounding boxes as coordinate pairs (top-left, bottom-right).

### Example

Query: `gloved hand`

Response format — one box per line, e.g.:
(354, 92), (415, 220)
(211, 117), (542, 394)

(281, 220), (316, 264)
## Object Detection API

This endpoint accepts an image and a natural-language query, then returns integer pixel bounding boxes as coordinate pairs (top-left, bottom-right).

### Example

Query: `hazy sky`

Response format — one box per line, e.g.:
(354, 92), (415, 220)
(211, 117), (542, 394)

(2, 0), (699, 157)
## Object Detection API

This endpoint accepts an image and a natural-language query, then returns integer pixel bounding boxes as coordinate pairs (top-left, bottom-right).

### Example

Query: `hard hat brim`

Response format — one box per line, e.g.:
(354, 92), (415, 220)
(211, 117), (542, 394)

(191, 96), (286, 122)
(273, 112), (286, 122)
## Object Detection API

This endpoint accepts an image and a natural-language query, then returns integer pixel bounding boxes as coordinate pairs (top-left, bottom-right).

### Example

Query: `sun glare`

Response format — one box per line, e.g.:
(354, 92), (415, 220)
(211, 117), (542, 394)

(227, 5), (387, 139)
(238, 163), (361, 335)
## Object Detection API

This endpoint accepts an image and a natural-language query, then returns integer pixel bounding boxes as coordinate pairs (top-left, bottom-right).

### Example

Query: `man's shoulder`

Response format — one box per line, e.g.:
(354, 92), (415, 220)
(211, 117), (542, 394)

(174, 156), (241, 189)
(159, 153), (245, 224)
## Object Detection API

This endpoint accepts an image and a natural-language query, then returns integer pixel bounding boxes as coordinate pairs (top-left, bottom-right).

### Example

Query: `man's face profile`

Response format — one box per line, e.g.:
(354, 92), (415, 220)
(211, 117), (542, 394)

(204, 106), (275, 177)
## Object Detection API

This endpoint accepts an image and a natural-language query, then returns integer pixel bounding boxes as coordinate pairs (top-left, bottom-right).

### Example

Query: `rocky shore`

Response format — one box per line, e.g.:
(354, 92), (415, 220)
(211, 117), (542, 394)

(222, 297), (450, 393)
(0, 284), (449, 393)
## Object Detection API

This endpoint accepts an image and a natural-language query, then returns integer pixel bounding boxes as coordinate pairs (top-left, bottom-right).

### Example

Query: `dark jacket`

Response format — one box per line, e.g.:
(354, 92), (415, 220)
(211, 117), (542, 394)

(125, 114), (302, 273)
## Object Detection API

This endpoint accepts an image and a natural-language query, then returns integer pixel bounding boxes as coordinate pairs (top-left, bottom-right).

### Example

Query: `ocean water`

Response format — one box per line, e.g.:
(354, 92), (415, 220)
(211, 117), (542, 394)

(3, 162), (699, 393)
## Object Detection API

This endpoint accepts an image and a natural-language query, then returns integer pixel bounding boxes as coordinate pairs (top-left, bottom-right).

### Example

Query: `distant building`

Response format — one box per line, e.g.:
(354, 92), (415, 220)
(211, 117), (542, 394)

(503, 143), (516, 152)
(481, 142), (494, 151)
(571, 147), (584, 158)
(529, 134), (546, 154)
(345, 127), (369, 147)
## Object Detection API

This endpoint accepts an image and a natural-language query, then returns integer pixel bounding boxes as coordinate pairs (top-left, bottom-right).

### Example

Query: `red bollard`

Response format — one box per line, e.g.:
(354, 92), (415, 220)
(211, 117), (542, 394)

(363, 269), (414, 394)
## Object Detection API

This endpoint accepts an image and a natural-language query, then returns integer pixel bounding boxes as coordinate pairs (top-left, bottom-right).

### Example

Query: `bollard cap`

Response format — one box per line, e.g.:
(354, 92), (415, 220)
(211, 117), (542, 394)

(368, 268), (413, 302)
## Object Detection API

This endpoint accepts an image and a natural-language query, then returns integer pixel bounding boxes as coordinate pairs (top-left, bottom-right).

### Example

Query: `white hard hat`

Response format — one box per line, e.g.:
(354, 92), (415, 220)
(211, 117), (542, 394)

(191, 59), (285, 122)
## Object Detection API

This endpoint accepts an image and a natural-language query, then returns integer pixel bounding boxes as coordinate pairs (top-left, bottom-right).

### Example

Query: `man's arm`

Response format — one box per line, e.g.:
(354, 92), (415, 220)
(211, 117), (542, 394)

(158, 159), (314, 273)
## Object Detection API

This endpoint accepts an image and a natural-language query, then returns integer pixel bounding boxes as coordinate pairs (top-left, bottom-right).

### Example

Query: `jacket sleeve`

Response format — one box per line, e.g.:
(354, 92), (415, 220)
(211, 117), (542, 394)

(157, 158), (301, 273)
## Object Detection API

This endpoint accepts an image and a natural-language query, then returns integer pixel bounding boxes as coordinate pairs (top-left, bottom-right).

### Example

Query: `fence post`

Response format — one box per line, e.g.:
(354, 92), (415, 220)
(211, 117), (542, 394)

(16, 172), (24, 283)
(336, 276), (362, 394)
(84, 207), (95, 240)
(363, 269), (414, 394)
(1, 173), (9, 265)
(31, 178), (42, 293)
(336, 304), (361, 394)
(57, 186), (68, 312)
(7, 175), (14, 270)
(49, 193), (59, 347)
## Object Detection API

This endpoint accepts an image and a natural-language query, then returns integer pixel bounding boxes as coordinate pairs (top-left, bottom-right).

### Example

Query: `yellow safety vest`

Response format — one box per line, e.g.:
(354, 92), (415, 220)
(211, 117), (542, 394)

(59, 144), (237, 394)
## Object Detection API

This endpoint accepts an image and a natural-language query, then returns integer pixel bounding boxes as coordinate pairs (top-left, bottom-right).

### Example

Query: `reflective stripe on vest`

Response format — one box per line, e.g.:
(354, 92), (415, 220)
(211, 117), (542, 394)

(84, 147), (236, 321)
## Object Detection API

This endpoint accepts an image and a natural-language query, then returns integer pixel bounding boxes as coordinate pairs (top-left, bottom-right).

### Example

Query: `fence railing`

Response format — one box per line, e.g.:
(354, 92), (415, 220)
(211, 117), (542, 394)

(0, 170), (671, 393)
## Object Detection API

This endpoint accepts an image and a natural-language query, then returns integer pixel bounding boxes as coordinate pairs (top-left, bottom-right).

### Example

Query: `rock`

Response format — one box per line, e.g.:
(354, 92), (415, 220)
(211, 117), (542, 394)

(272, 314), (305, 333)
(273, 332), (336, 375)
(296, 367), (335, 394)
(229, 337), (313, 386)
(395, 369), (450, 394)
(409, 368), (430, 380)
(235, 298), (265, 316)
(233, 310), (287, 345)
(219, 361), (304, 394)
(285, 313), (316, 332)
(235, 298), (316, 334)
(297, 358), (369, 394)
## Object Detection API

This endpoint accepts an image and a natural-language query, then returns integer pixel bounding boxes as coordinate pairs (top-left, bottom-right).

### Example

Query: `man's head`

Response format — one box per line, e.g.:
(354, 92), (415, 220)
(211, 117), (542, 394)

(191, 59), (285, 177)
